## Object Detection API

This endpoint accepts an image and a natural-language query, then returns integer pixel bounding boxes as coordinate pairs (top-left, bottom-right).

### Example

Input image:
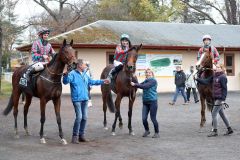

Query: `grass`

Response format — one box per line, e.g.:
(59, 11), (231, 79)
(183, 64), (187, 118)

(0, 79), (12, 99)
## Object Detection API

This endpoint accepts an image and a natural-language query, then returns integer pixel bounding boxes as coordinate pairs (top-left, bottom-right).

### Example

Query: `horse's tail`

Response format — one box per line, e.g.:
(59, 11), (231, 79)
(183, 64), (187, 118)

(106, 91), (115, 113)
(3, 94), (14, 115)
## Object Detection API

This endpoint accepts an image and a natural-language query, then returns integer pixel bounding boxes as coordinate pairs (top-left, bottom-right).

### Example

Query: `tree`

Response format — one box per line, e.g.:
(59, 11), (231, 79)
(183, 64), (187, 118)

(180, 0), (240, 24)
(97, 0), (184, 22)
(0, 0), (4, 93)
(31, 0), (96, 34)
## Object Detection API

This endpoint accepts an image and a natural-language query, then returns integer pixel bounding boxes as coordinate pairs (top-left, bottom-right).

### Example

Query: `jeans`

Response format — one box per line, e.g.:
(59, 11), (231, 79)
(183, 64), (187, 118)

(186, 87), (199, 102)
(172, 86), (187, 103)
(212, 99), (230, 130)
(72, 101), (88, 136)
(142, 100), (159, 133)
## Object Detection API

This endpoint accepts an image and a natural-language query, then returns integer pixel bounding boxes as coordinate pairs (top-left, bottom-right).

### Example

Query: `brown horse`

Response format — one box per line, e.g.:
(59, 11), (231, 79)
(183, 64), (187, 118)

(3, 39), (76, 144)
(196, 48), (214, 128)
(100, 44), (142, 136)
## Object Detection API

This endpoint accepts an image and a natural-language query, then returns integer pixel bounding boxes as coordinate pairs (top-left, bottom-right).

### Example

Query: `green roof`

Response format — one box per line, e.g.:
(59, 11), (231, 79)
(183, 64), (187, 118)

(49, 20), (240, 48)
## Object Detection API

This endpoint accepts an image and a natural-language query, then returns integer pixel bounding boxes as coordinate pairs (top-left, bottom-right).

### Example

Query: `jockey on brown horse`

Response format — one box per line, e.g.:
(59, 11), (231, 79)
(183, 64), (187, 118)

(196, 34), (220, 77)
(24, 28), (55, 81)
(107, 34), (132, 81)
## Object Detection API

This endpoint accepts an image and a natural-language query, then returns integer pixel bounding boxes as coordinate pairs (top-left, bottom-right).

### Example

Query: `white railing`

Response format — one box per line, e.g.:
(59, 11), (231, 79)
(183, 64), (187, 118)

(2, 72), (13, 83)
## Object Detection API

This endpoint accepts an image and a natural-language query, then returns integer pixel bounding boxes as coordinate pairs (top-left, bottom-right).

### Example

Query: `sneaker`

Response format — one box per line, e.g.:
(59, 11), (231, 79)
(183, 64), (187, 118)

(152, 133), (160, 138)
(195, 100), (199, 103)
(71, 136), (79, 144)
(78, 135), (89, 142)
(182, 102), (189, 105)
(169, 102), (175, 105)
(224, 127), (233, 136)
(142, 131), (150, 137)
(207, 131), (218, 137)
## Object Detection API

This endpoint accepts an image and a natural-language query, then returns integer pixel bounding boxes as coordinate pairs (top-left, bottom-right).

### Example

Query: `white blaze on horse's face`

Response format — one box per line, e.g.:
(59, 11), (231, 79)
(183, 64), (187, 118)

(196, 52), (206, 67)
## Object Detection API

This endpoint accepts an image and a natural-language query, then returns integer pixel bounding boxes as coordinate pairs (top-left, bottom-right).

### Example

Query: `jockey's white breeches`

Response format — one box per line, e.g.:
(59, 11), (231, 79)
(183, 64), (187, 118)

(32, 62), (45, 72)
(114, 60), (123, 67)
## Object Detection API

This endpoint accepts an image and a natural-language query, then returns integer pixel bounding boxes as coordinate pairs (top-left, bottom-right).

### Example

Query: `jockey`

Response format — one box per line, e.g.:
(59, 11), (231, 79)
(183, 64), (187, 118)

(107, 34), (132, 81)
(25, 27), (55, 80)
(197, 34), (220, 64)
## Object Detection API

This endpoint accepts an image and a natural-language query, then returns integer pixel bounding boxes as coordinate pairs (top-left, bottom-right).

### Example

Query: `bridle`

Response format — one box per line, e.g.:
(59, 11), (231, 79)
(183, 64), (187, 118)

(46, 46), (75, 76)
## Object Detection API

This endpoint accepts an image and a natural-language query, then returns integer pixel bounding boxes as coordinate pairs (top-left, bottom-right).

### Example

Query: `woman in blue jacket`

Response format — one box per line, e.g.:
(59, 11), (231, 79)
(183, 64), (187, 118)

(63, 59), (109, 143)
(131, 68), (159, 138)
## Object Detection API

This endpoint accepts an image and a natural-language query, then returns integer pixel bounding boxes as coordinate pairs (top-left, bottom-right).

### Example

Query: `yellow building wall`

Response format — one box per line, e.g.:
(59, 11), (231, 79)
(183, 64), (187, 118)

(63, 49), (240, 94)
(27, 48), (240, 94)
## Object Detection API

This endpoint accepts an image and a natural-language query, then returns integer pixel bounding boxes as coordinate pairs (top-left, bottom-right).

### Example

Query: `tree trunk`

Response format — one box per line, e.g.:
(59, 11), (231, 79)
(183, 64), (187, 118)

(183, 0), (190, 23)
(0, 24), (2, 93)
(229, 0), (238, 24)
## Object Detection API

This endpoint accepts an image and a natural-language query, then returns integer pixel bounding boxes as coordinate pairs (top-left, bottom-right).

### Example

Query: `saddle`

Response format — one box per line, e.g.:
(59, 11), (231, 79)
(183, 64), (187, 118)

(19, 67), (40, 96)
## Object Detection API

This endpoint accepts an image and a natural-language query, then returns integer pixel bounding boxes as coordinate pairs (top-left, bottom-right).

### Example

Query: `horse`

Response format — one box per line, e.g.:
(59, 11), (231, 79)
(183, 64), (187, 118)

(3, 39), (77, 144)
(100, 44), (142, 136)
(196, 47), (214, 128)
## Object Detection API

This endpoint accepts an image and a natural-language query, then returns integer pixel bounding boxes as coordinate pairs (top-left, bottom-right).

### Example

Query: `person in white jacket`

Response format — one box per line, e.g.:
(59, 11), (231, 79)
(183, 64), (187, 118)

(185, 66), (199, 103)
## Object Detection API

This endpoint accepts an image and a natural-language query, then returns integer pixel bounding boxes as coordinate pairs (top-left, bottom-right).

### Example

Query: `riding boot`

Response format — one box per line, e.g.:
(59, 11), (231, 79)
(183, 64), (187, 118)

(107, 64), (123, 82)
(24, 67), (35, 81)
(71, 135), (79, 144)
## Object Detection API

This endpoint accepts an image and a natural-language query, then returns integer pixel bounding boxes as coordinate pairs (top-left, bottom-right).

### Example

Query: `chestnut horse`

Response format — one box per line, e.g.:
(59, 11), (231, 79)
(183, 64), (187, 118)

(100, 44), (142, 136)
(196, 48), (214, 127)
(3, 39), (76, 144)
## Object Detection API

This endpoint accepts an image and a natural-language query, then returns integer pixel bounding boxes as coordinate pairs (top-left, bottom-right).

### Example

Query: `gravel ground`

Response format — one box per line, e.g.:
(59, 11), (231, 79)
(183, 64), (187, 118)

(0, 92), (240, 160)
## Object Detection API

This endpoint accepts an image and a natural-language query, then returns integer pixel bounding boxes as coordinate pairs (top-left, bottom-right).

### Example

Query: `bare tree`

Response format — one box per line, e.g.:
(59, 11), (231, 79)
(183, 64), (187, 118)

(180, 0), (239, 24)
(32, 0), (96, 33)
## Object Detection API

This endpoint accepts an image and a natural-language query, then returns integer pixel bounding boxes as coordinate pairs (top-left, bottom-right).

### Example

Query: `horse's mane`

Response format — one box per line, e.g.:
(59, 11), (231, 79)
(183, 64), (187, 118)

(48, 53), (58, 66)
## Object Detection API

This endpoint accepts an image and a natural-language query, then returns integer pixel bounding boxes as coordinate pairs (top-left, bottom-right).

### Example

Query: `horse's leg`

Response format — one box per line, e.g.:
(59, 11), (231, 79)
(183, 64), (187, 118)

(112, 94), (122, 135)
(13, 89), (21, 139)
(39, 99), (47, 144)
(128, 96), (135, 136)
(52, 98), (67, 145)
(200, 96), (206, 128)
(23, 94), (32, 136)
(118, 108), (123, 129)
(102, 92), (108, 130)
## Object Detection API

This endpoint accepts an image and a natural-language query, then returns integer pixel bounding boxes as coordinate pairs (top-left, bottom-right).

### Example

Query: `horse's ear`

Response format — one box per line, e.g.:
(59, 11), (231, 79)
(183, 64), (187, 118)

(137, 44), (142, 52)
(63, 39), (67, 46)
(70, 39), (73, 46)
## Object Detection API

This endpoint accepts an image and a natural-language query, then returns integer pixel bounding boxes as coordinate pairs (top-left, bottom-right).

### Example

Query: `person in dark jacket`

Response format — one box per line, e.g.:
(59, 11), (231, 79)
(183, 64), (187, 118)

(169, 66), (188, 105)
(207, 64), (233, 137)
(131, 68), (159, 138)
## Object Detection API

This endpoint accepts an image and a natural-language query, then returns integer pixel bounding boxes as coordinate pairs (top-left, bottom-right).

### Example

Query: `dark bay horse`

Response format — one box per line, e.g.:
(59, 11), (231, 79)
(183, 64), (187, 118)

(196, 48), (214, 128)
(100, 44), (142, 136)
(3, 39), (76, 144)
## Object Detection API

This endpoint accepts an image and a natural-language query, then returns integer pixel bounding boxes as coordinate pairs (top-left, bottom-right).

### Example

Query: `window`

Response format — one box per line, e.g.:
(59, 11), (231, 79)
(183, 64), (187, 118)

(106, 52), (114, 65)
(224, 54), (235, 76)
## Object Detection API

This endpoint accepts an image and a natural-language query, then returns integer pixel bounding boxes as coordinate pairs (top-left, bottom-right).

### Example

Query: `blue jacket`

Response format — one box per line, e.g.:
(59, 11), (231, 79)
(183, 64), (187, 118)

(63, 70), (104, 102)
(135, 78), (158, 102)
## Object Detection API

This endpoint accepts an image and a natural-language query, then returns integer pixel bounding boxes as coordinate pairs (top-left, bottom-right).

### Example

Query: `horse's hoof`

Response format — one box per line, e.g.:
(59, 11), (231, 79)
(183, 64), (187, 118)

(14, 135), (20, 139)
(111, 132), (116, 136)
(25, 132), (31, 136)
(129, 131), (135, 136)
(40, 138), (46, 144)
(104, 127), (108, 130)
(61, 139), (67, 145)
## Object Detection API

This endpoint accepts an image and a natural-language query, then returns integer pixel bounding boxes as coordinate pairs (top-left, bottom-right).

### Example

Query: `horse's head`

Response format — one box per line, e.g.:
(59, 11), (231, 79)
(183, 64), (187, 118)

(196, 47), (213, 71)
(125, 44), (142, 73)
(59, 39), (77, 67)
